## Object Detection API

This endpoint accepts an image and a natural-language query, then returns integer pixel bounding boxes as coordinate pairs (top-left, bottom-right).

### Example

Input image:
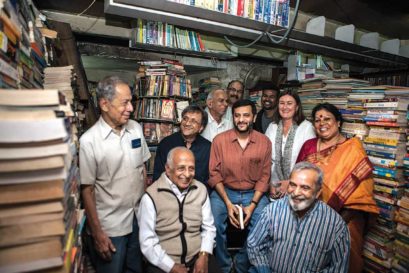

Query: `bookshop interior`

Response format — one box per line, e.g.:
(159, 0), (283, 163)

(1, 0), (409, 273)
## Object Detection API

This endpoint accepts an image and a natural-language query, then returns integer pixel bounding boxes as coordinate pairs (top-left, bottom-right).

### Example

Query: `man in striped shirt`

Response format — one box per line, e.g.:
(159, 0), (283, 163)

(247, 162), (350, 273)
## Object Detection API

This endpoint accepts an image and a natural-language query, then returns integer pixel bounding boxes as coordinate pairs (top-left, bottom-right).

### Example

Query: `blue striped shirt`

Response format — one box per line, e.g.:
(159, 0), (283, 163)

(247, 196), (350, 273)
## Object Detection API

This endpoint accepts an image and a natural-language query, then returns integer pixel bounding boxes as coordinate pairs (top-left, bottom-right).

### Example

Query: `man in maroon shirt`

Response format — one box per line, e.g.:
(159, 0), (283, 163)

(208, 99), (272, 273)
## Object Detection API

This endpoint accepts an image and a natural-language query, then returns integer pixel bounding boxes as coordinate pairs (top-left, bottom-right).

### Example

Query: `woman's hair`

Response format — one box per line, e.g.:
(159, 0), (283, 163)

(312, 103), (343, 126)
(272, 89), (305, 125)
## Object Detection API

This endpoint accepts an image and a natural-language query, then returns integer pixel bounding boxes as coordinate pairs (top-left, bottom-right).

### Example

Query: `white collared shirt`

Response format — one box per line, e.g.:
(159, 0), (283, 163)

(201, 108), (233, 142)
(137, 176), (216, 273)
(79, 117), (150, 236)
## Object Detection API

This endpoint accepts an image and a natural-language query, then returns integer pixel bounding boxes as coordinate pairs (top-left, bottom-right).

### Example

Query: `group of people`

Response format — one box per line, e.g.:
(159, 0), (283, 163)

(80, 76), (379, 273)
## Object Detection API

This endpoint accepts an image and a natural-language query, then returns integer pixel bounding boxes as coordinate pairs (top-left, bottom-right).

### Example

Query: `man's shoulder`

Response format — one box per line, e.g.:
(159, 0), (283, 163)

(251, 129), (271, 143)
(213, 128), (234, 142)
(195, 134), (211, 147)
(316, 201), (347, 226)
(79, 120), (101, 144)
(125, 119), (143, 132)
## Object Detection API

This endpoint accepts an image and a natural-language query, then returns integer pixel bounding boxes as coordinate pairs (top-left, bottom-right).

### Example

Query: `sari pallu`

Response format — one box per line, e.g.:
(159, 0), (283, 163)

(297, 137), (379, 214)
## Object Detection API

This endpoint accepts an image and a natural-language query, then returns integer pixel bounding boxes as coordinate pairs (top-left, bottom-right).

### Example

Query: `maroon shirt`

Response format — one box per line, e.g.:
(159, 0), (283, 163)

(209, 129), (272, 192)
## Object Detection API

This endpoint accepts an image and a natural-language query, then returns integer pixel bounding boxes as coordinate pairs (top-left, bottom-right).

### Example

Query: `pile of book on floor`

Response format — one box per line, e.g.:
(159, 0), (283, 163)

(391, 104), (409, 272)
(362, 87), (409, 273)
(0, 87), (84, 272)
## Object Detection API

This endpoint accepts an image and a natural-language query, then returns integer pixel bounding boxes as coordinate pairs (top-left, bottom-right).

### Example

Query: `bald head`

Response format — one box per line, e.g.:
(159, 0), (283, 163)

(165, 147), (196, 191)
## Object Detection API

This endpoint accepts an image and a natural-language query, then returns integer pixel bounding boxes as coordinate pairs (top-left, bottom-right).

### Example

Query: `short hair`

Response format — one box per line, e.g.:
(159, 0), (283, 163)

(207, 87), (225, 101)
(181, 104), (208, 129)
(96, 76), (128, 102)
(227, 80), (244, 90)
(272, 89), (305, 125)
(166, 147), (195, 169)
(312, 103), (343, 126)
(252, 81), (279, 93)
(232, 99), (257, 116)
(291, 161), (323, 189)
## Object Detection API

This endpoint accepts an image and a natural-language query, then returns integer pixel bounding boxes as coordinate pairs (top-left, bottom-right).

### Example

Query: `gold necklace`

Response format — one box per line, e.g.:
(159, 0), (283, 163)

(316, 134), (341, 165)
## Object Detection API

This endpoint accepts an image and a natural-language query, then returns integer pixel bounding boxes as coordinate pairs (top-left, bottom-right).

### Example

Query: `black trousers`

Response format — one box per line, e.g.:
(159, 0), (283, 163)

(146, 254), (222, 273)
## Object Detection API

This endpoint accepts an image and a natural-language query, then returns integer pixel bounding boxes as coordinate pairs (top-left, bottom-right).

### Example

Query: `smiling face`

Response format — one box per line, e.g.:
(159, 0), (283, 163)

(233, 105), (255, 133)
(288, 169), (321, 215)
(227, 81), (244, 105)
(180, 111), (204, 138)
(314, 109), (341, 141)
(165, 149), (195, 191)
(261, 89), (278, 111)
(100, 83), (133, 130)
(207, 89), (228, 119)
(278, 94), (298, 121)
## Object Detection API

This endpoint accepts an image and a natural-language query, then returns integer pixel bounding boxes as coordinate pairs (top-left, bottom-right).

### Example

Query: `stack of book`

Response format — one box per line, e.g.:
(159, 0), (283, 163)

(362, 94), (409, 273)
(297, 78), (325, 119)
(170, 0), (291, 28)
(130, 18), (205, 52)
(0, 0), (46, 89)
(0, 89), (73, 273)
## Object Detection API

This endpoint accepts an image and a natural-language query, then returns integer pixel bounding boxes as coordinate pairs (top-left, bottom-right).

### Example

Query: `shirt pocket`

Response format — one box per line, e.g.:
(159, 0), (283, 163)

(248, 157), (262, 182)
(130, 146), (144, 168)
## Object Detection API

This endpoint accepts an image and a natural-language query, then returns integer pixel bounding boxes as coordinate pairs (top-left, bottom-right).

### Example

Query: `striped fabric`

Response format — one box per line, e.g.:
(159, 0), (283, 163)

(247, 196), (350, 273)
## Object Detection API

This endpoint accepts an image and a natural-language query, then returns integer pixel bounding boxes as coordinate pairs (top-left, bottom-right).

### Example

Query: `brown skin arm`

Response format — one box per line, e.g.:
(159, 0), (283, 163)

(193, 255), (208, 273)
(81, 185), (116, 261)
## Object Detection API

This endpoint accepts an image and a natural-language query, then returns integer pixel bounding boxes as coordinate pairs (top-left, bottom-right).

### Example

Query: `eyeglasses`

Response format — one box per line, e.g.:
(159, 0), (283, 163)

(227, 87), (244, 94)
(181, 116), (201, 126)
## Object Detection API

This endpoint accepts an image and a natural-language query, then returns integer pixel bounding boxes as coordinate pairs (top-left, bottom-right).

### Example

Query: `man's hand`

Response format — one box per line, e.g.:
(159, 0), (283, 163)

(170, 263), (189, 273)
(193, 254), (208, 273)
(93, 230), (116, 261)
(242, 203), (256, 227)
(269, 180), (289, 199)
(227, 202), (240, 228)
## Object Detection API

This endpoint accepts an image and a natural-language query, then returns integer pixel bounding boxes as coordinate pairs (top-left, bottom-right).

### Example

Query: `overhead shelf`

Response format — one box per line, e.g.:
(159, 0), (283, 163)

(105, 0), (409, 69)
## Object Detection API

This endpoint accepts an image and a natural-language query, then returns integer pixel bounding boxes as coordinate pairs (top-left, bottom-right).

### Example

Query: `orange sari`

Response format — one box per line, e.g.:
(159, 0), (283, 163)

(297, 137), (379, 273)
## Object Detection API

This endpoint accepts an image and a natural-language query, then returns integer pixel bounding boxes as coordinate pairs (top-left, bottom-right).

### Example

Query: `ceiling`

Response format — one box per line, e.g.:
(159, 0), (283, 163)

(34, 0), (409, 40)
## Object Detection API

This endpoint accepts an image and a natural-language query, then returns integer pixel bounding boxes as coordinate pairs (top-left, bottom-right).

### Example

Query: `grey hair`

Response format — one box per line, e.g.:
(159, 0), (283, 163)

(206, 87), (225, 101)
(291, 161), (323, 189)
(166, 147), (194, 169)
(96, 76), (128, 102)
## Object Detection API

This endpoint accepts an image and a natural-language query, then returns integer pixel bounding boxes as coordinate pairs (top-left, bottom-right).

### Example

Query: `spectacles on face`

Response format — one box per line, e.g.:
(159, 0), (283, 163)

(227, 87), (244, 94)
(181, 116), (201, 126)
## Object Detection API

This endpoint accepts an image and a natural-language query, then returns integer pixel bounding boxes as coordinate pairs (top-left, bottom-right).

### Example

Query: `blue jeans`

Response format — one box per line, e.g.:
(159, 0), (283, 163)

(86, 215), (143, 273)
(210, 188), (269, 273)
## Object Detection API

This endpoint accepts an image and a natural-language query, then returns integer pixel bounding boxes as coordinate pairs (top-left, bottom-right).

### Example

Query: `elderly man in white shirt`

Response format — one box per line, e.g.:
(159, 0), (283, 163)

(201, 88), (232, 142)
(80, 76), (150, 273)
(138, 147), (221, 273)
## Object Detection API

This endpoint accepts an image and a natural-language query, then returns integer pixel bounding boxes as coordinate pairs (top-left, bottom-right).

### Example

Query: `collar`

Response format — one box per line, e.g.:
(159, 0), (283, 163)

(206, 107), (226, 126)
(177, 131), (199, 146)
(98, 116), (131, 139)
(230, 129), (257, 144)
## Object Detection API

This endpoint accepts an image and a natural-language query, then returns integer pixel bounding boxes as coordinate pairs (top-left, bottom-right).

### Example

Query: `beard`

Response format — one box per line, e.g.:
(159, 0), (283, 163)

(288, 194), (316, 212)
(234, 121), (253, 133)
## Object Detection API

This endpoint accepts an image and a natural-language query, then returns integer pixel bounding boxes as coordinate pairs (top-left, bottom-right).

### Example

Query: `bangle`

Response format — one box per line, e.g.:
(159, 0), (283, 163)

(199, 251), (209, 257)
(251, 200), (258, 206)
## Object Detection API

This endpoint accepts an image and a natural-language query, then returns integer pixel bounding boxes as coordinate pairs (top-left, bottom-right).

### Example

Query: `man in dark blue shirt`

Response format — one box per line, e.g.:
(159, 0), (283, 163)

(153, 105), (211, 187)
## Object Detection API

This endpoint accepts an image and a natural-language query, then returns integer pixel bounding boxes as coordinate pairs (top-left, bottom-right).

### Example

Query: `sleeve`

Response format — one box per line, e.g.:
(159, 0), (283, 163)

(153, 143), (166, 182)
(265, 125), (279, 183)
(296, 140), (310, 163)
(254, 137), (272, 192)
(303, 121), (316, 143)
(79, 138), (96, 185)
(208, 138), (224, 188)
(247, 204), (273, 271)
(200, 195), (216, 253)
(141, 133), (151, 163)
(325, 222), (350, 273)
(137, 194), (175, 273)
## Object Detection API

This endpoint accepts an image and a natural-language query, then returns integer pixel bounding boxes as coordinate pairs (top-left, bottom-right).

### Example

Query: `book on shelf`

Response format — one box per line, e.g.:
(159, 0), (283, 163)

(160, 99), (175, 120)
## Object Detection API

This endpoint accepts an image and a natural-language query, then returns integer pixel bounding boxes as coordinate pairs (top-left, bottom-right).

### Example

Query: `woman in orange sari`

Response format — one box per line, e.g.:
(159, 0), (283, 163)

(297, 103), (379, 273)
